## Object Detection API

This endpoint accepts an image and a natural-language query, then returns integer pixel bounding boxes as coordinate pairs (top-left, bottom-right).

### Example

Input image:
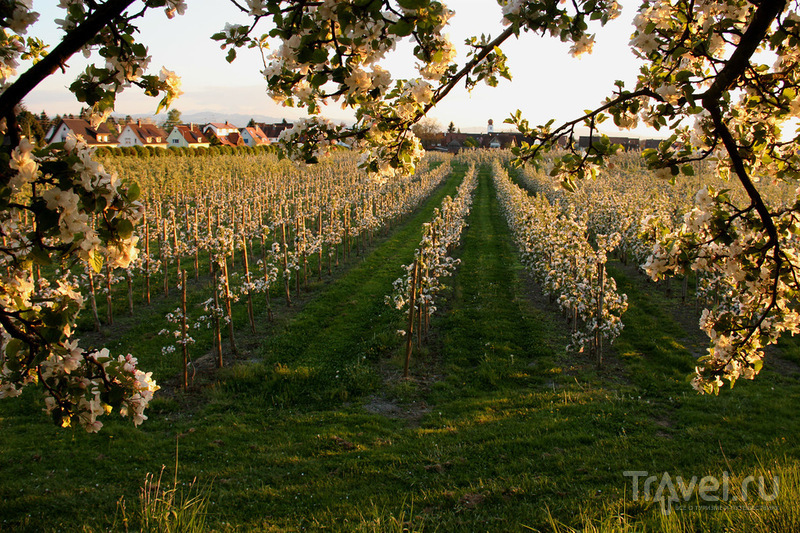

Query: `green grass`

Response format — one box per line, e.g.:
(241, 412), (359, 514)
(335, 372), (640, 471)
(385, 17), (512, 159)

(1, 162), (800, 532)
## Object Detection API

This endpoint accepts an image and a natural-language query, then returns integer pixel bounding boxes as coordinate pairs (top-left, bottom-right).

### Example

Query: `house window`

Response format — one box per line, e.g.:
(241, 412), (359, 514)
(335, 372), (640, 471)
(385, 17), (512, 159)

(172, 139), (179, 144)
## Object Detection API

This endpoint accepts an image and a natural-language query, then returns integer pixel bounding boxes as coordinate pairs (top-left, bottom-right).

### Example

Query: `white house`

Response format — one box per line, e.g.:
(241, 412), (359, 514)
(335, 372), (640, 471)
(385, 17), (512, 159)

(203, 122), (246, 146)
(204, 122), (239, 138)
(117, 121), (168, 148)
(166, 124), (210, 148)
(48, 118), (117, 146)
(239, 126), (270, 147)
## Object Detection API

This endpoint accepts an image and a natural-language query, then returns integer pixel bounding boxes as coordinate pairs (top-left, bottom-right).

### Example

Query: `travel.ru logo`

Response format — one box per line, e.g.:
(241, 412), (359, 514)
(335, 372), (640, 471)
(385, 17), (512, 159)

(623, 470), (780, 514)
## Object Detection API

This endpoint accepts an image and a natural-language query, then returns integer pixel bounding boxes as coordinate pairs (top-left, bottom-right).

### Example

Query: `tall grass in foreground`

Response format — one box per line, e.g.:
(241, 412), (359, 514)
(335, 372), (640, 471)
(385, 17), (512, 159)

(136, 467), (210, 533)
(112, 443), (211, 533)
(352, 499), (430, 533)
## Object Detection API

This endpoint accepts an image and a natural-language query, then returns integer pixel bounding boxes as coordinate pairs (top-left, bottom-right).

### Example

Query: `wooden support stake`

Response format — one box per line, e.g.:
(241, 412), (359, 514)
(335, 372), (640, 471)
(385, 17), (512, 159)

(213, 265), (223, 368)
(88, 268), (101, 332)
(181, 269), (188, 390)
(105, 262), (114, 325)
(596, 262), (605, 366)
(222, 257), (238, 355)
(281, 215), (292, 307)
(144, 207), (151, 304)
(261, 234), (274, 322)
(404, 261), (419, 378)
(318, 208), (323, 281)
(127, 271), (134, 316)
(242, 235), (256, 334)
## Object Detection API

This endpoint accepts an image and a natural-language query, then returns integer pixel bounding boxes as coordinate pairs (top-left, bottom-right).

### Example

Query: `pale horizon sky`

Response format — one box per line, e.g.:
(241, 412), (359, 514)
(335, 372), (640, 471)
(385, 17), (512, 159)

(23, 0), (660, 137)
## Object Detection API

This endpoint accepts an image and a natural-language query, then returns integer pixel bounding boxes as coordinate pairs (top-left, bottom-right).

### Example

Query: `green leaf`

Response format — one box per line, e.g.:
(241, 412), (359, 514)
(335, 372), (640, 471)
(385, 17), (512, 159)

(29, 248), (52, 266)
(311, 72), (329, 87)
(397, 0), (429, 9)
(39, 325), (62, 345)
(126, 182), (141, 202)
(5, 339), (23, 365)
(89, 249), (104, 274)
(116, 218), (134, 240)
(389, 20), (413, 36)
(105, 385), (125, 408)
(155, 97), (167, 115)
(310, 48), (328, 64)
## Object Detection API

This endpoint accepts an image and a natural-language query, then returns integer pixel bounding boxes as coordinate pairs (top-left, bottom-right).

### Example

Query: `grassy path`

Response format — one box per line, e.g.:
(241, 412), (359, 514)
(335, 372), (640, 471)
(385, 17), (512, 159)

(433, 163), (565, 396)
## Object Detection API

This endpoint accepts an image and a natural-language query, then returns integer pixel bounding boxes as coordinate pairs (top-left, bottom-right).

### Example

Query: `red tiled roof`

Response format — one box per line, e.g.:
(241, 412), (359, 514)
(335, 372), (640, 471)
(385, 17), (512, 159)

(174, 124), (208, 144)
(125, 122), (167, 144)
(243, 126), (270, 145)
(227, 132), (244, 146)
(211, 131), (241, 146)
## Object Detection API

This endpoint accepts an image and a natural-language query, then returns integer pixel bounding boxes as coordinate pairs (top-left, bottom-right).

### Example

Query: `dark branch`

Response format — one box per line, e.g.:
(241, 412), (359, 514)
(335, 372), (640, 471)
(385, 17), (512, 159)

(518, 88), (662, 164)
(425, 26), (516, 116)
(700, 0), (788, 102)
(0, 0), (137, 122)
(700, 0), (787, 245)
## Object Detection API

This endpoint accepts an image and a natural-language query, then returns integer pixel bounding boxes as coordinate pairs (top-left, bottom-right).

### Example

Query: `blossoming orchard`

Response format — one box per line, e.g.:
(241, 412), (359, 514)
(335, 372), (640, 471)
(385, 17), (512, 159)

(1, 0), (800, 441)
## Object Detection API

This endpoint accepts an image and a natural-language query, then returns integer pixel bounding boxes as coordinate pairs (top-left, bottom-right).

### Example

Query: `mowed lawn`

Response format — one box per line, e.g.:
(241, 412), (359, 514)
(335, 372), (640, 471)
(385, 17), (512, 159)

(1, 162), (799, 532)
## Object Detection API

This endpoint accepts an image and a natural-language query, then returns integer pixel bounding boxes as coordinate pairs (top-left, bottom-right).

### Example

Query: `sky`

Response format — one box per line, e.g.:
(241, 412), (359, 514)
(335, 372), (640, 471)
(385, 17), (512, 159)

(23, 0), (656, 136)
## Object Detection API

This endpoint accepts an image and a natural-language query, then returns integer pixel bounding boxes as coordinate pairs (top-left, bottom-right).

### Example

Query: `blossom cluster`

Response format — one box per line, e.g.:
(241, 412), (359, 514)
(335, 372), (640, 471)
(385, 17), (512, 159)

(0, 133), (157, 430)
(499, 0), (620, 57)
(236, 0), (458, 177)
(624, 0), (800, 188)
(38, 350), (158, 432)
(643, 185), (800, 393)
(0, 0), (196, 429)
(159, 306), (196, 357)
(0, 0), (44, 85)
